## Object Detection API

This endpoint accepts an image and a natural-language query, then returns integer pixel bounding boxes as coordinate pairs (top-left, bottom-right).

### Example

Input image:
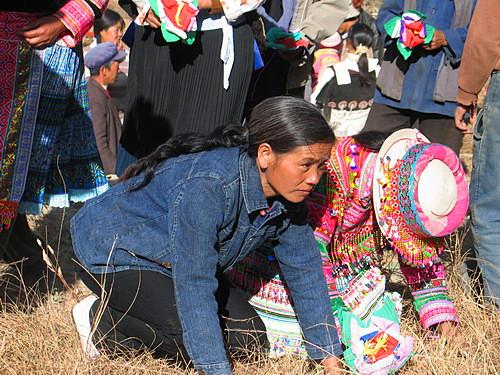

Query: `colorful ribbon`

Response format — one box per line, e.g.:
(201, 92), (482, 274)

(383, 10), (435, 60)
(265, 27), (309, 51)
(149, 0), (199, 44)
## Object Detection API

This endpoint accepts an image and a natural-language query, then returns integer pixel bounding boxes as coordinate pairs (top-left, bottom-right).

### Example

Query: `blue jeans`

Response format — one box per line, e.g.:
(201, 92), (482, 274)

(470, 71), (500, 307)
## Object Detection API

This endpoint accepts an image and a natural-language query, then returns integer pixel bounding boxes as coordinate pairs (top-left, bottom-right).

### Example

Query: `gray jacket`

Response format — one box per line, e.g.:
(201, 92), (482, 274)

(287, 0), (349, 89)
(87, 77), (122, 175)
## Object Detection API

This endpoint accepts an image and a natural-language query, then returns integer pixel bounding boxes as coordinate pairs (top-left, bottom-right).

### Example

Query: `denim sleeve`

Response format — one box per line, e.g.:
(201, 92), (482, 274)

(171, 178), (233, 375)
(442, 0), (476, 63)
(443, 27), (468, 63)
(375, 0), (404, 37)
(273, 207), (343, 360)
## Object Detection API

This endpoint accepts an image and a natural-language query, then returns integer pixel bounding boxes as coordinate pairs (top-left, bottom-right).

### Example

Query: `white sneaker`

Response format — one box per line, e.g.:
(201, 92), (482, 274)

(72, 295), (101, 359)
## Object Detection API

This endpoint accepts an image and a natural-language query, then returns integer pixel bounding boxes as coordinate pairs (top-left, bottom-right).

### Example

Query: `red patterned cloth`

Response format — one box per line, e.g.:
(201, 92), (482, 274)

(0, 13), (40, 230)
(316, 137), (384, 266)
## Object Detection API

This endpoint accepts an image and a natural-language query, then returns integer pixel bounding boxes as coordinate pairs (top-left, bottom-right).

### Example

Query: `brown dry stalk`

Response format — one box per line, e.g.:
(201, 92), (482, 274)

(0, 239), (498, 374)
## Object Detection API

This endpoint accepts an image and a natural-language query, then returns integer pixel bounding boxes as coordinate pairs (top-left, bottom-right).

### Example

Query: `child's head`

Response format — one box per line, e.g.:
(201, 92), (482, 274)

(347, 23), (374, 52)
(94, 9), (125, 48)
(346, 23), (375, 86)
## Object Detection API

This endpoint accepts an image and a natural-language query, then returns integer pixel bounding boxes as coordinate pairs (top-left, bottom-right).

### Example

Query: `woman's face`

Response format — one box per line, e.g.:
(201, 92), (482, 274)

(100, 21), (123, 48)
(257, 142), (333, 203)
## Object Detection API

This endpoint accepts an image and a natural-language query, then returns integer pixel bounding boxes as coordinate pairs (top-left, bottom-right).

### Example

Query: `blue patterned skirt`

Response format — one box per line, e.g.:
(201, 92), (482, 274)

(16, 42), (108, 214)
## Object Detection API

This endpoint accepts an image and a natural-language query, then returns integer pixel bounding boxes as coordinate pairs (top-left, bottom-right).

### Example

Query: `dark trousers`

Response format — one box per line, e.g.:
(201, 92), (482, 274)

(0, 214), (43, 268)
(363, 103), (463, 154)
(79, 269), (266, 363)
(0, 214), (50, 301)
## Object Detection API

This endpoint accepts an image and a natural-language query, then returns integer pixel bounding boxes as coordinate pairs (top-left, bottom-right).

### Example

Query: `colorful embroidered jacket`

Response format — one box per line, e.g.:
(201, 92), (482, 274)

(55, 0), (109, 47)
(306, 137), (459, 329)
(1, 0), (109, 47)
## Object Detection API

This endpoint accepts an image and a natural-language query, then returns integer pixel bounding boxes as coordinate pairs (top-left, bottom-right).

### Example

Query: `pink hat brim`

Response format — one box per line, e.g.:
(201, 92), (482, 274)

(398, 143), (469, 237)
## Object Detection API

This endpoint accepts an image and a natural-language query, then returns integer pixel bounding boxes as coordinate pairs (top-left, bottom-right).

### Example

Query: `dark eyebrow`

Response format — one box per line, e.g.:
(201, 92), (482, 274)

(300, 157), (328, 164)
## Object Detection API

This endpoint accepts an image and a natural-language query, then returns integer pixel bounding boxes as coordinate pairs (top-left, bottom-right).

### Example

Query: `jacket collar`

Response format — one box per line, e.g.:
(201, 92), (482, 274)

(88, 76), (110, 97)
(238, 150), (270, 214)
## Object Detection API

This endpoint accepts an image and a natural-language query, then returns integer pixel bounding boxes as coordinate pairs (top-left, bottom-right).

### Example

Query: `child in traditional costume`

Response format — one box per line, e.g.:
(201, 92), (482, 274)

(311, 23), (380, 137)
(228, 129), (467, 374)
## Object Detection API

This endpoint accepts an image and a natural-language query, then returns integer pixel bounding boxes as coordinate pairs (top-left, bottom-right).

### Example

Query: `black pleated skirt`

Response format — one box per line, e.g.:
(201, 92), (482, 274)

(121, 21), (254, 158)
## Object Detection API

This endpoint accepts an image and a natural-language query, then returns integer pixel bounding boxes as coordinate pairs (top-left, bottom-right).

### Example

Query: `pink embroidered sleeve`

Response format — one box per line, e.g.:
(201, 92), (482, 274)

(55, 0), (109, 47)
(400, 262), (459, 330)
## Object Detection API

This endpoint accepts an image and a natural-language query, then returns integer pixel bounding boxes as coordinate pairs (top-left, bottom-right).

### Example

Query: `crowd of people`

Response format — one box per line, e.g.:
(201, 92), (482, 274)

(0, 0), (498, 374)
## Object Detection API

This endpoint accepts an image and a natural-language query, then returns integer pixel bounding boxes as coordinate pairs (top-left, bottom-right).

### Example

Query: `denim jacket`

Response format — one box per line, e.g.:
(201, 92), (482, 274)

(71, 147), (342, 375)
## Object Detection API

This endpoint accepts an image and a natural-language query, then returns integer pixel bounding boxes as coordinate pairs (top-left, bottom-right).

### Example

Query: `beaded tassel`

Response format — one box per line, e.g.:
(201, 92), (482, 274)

(378, 159), (444, 267)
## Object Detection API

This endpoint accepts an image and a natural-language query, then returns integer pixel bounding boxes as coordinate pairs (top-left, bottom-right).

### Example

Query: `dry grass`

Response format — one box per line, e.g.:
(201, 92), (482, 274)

(0, 1), (496, 373)
(0, 209), (498, 374)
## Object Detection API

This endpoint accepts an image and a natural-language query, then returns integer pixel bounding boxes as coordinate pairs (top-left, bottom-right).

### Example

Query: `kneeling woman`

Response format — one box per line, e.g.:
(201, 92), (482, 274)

(70, 96), (343, 374)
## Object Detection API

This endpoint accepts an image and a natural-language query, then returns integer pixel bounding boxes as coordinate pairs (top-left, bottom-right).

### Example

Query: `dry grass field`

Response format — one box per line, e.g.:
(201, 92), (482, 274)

(0, 1), (497, 374)
(0, 214), (498, 374)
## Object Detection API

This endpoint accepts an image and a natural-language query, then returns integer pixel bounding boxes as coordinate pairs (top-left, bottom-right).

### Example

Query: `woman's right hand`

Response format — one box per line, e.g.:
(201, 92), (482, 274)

(20, 15), (67, 49)
(198, 0), (212, 8)
(198, 0), (223, 12)
(145, 8), (161, 28)
(455, 103), (476, 134)
(321, 356), (344, 375)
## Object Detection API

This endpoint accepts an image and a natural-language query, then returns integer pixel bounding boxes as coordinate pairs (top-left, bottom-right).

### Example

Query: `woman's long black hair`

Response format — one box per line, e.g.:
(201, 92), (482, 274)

(353, 130), (393, 151)
(348, 23), (375, 86)
(93, 9), (125, 41)
(123, 96), (335, 190)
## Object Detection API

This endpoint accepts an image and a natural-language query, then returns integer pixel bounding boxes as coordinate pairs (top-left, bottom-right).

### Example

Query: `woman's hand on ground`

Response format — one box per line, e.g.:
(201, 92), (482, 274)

(321, 356), (344, 375)
(437, 322), (464, 345)
(20, 15), (67, 49)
